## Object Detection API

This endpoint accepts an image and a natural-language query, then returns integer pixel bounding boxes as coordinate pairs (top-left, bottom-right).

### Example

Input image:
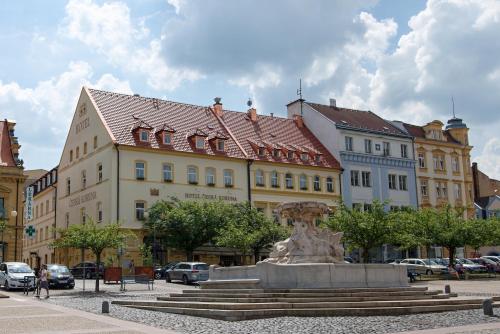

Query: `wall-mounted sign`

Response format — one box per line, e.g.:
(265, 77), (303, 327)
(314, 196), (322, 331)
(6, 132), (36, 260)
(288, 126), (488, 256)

(69, 191), (97, 207)
(184, 193), (237, 202)
(25, 186), (33, 221)
(75, 118), (90, 134)
(150, 188), (159, 196)
(25, 225), (36, 239)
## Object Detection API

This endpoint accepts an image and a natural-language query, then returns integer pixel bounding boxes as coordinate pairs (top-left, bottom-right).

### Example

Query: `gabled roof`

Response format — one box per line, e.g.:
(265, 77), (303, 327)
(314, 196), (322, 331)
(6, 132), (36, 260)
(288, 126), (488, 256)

(221, 111), (341, 168)
(307, 102), (409, 137)
(87, 89), (246, 159)
(401, 122), (461, 144)
(475, 195), (500, 210)
(0, 120), (17, 167)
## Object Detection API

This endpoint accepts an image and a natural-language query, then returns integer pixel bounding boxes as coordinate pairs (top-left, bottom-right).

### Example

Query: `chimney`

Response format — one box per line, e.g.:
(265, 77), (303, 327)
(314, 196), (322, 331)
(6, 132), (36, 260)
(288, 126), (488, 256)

(213, 97), (223, 117)
(248, 108), (257, 122)
(293, 114), (304, 128)
(329, 98), (336, 107)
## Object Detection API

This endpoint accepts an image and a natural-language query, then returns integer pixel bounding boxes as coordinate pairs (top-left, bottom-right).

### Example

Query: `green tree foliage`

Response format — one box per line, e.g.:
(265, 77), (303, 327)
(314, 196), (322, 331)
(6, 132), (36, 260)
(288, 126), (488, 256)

(145, 199), (234, 261)
(52, 219), (132, 292)
(215, 203), (289, 264)
(325, 201), (393, 263)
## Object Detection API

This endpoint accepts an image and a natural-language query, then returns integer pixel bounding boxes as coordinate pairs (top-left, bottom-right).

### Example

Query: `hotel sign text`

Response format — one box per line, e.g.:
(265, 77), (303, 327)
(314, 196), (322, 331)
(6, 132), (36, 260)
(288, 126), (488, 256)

(69, 191), (97, 207)
(184, 193), (237, 202)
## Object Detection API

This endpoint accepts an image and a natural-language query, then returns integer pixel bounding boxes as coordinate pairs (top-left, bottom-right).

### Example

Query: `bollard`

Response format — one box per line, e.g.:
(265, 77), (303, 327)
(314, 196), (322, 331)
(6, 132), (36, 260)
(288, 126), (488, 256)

(444, 284), (451, 294)
(102, 301), (110, 314)
(483, 298), (494, 316)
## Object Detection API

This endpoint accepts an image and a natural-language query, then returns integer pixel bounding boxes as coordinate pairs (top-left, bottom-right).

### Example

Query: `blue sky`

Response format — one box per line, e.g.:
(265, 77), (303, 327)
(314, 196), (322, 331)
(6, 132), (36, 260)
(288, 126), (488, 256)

(0, 0), (499, 179)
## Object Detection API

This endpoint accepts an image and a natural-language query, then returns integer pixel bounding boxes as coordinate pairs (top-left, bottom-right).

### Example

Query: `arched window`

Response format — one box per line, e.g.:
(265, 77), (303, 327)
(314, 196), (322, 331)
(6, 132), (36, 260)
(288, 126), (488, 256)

(206, 167), (216, 186)
(326, 177), (334, 193)
(299, 174), (308, 190)
(187, 166), (198, 184)
(271, 171), (279, 188)
(285, 173), (293, 189)
(256, 169), (265, 186)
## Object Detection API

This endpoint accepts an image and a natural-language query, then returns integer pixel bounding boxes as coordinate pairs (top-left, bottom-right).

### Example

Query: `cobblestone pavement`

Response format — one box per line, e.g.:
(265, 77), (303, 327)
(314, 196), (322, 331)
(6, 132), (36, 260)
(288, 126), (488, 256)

(7, 279), (500, 334)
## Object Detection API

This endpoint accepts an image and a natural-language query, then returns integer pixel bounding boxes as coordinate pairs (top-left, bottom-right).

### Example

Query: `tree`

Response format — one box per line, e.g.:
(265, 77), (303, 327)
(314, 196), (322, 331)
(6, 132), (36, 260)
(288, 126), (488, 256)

(215, 203), (289, 264)
(146, 199), (234, 261)
(52, 219), (132, 292)
(325, 201), (394, 263)
(432, 205), (469, 266)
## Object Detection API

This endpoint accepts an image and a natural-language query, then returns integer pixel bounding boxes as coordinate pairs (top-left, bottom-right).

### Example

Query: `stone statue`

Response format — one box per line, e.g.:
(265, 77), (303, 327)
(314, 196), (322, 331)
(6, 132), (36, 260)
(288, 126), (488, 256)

(262, 201), (344, 264)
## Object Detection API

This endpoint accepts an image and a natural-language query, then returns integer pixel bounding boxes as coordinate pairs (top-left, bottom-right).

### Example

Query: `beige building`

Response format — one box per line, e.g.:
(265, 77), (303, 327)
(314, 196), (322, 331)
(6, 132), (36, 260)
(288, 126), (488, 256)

(0, 120), (26, 262)
(56, 88), (342, 267)
(22, 167), (57, 268)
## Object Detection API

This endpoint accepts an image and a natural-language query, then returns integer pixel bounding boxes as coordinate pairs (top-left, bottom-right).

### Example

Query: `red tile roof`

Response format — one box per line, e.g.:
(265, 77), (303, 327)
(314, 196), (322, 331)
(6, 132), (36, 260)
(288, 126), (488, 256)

(88, 88), (341, 169)
(307, 102), (409, 136)
(401, 123), (461, 144)
(0, 120), (16, 167)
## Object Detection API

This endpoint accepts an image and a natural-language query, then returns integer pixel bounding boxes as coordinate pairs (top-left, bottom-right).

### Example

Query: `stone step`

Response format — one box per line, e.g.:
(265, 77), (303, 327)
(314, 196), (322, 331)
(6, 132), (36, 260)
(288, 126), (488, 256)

(158, 293), (451, 303)
(115, 303), (484, 321)
(169, 290), (442, 299)
(185, 286), (429, 294)
(113, 298), (482, 311)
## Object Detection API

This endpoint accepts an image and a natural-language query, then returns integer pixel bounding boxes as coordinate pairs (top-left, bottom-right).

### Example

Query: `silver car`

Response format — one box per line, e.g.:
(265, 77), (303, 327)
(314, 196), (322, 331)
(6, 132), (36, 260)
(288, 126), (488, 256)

(165, 262), (209, 284)
(0, 262), (36, 290)
(398, 258), (447, 275)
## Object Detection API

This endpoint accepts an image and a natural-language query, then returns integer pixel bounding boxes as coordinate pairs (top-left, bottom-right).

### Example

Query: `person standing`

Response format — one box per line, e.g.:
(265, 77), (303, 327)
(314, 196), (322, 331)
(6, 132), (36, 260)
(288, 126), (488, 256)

(38, 264), (49, 299)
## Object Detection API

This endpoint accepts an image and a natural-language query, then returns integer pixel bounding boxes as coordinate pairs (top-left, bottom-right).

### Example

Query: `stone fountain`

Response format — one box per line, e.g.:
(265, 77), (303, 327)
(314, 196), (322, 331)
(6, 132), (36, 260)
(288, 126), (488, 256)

(200, 201), (407, 289)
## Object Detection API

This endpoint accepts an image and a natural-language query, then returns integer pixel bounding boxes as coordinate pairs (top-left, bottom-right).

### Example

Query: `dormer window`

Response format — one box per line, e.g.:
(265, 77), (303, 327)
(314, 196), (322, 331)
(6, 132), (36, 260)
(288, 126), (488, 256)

(217, 139), (225, 151)
(140, 130), (149, 142)
(163, 132), (172, 145)
(195, 136), (205, 149)
(315, 154), (322, 163)
(258, 147), (265, 157)
(287, 151), (294, 160)
(301, 152), (309, 162)
(273, 149), (281, 158)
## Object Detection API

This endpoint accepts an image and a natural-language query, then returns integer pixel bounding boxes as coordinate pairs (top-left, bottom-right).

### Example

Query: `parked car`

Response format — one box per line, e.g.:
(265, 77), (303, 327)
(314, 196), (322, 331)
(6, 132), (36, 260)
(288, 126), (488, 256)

(0, 262), (36, 290)
(47, 264), (75, 289)
(386, 258), (402, 264)
(456, 258), (487, 273)
(469, 258), (500, 273)
(343, 257), (354, 263)
(431, 258), (449, 267)
(481, 256), (500, 263)
(398, 258), (447, 275)
(154, 261), (179, 279)
(165, 262), (209, 284)
(70, 262), (104, 279)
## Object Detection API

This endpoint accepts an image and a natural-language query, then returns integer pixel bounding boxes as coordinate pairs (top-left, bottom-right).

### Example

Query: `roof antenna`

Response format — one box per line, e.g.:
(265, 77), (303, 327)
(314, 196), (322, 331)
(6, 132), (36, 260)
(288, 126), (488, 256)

(247, 98), (252, 108)
(451, 96), (456, 118)
(297, 78), (303, 116)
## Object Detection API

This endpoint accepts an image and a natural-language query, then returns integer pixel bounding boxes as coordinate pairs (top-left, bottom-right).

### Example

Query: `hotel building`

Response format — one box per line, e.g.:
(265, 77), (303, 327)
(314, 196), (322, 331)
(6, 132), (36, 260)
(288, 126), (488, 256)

(55, 87), (342, 266)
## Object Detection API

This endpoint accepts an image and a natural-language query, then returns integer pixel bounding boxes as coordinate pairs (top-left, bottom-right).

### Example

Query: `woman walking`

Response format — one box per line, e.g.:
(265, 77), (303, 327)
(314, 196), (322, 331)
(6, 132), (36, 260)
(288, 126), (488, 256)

(38, 264), (50, 299)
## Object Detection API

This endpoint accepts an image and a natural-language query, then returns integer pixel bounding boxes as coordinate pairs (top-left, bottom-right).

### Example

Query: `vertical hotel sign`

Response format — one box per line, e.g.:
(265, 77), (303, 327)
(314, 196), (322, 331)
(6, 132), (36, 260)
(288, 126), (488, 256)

(25, 186), (34, 221)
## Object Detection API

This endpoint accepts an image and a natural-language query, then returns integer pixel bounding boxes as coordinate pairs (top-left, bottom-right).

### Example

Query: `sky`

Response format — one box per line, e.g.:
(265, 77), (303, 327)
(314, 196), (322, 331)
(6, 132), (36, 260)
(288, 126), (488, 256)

(0, 0), (499, 179)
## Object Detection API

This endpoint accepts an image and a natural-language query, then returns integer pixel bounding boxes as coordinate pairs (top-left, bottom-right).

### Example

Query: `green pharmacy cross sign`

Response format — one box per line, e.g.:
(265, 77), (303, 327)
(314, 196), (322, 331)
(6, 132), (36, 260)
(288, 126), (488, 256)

(25, 225), (36, 239)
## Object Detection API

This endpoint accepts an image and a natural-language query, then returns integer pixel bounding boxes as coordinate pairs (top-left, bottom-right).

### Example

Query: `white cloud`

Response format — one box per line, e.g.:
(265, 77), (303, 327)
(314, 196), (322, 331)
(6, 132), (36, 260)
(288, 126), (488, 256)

(474, 137), (500, 179)
(0, 61), (131, 169)
(60, 0), (201, 91)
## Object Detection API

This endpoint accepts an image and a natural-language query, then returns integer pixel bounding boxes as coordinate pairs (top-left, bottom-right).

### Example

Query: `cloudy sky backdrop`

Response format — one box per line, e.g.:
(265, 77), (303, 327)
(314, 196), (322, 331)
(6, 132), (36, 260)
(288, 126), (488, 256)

(0, 0), (499, 178)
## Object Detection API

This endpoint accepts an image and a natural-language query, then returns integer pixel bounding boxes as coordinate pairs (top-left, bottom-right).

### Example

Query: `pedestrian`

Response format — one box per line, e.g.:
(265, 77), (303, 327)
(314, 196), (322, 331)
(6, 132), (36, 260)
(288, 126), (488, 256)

(128, 259), (135, 275)
(38, 264), (50, 299)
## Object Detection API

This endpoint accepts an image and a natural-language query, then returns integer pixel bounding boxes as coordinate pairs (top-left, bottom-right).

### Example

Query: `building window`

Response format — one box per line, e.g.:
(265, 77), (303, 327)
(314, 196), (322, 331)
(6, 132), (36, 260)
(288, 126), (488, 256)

(45, 200), (49, 214)
(217, 139), (225, 151)
(140, 130), (149, 142)
(81, 170), (86, 189)
(345, 136), (353, 151)
(97, 163), (103, 183)
(454, 183), (462, 200)
(206, 167), (216, 186)
(314, 154), (321, 163)
(163, 133), (172, 145)
(364, 203), (372, 212)
(96, 202), (103, 223)
(256, 169), (265, 187)
(287, 151), (294, 160)
(401, 144), (408, 158)
(83, 142), (88, 155)
(81, 207), (86, 224)
(42, 178), (46, 189)
(421, 180), (428, 197)
(163, 164), (173, 182)
(418, 153), (426, 168)
(70, 150), (73, 162)
(65, 213), (69, 228)
(364, 139), (372, 154)
(383, 142), (390, 156)
(270, 171), (279, 188)
(66, 178), (71, 196)
(399, 175), (408, 191)
(452, 156), (460, 173)
(258, 147), (265, 157)
(433, 155), (446, 171)
(436, 181), (448, 198)
(135, 162), (145, 180)
(76, 146), (80, 159)
(299, 174), (308, 190)
(47, 174), (51, 185)
(350, 170), (360, 187)
(388, 174), (397, 190)
(313, 176), (321, 191)
(40, 203), (44, 216)
(272, 149), (281, 159)
(300, 152), (309, 161)
(326, 177), (334, 193)
(135, 202), (145, 221)
(93, 136), (98, 149)
(285, 173), (293, 189)
(195, 136), (205, 149)
(223, 169), (234, 187)
(353, 203), (362, 211)
(361, 171), (371, 187)
(187, 166), (198, 184)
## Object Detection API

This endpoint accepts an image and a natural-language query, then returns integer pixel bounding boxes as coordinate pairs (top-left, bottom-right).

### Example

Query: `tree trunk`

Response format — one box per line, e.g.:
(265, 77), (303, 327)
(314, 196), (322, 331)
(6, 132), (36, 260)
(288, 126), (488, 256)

(186, 250), (193, 262)
(95, 252), (101, 292)
(253, 249), (259, 265)
(362, 248), (370, 264)
(448, 247), (455, 267)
